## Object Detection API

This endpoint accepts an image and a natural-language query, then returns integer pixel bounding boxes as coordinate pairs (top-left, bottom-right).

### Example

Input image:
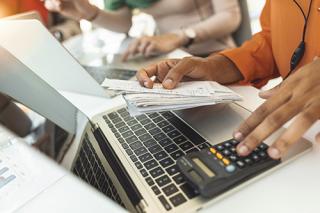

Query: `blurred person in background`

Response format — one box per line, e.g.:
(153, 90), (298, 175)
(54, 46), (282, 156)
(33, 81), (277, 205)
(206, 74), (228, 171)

(0, 0), (81, 42)
(44, 0), (241, 59)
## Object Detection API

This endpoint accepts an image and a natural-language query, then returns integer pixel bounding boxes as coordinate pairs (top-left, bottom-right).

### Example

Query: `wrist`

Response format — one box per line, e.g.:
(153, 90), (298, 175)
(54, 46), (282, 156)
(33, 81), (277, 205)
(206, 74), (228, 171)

(207, 54), (244, 84)
(84, 5), (100, 21)
(172, 30), (190, 47)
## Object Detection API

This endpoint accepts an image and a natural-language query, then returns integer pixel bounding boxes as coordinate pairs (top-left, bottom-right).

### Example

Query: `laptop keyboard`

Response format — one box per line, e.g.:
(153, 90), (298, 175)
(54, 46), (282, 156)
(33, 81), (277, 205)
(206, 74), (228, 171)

(104, 108), (211, 211)
(72, 134), (125, 207)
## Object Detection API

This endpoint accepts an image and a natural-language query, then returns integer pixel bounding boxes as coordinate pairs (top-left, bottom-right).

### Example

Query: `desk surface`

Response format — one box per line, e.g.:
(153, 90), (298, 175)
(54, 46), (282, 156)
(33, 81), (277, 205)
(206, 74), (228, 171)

(62, 29), (320, 213)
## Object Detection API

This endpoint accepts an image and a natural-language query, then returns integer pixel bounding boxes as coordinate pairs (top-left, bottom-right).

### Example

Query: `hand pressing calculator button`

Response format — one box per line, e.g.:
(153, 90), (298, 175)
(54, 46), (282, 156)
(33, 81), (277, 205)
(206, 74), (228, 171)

(176, 139), (280, 198)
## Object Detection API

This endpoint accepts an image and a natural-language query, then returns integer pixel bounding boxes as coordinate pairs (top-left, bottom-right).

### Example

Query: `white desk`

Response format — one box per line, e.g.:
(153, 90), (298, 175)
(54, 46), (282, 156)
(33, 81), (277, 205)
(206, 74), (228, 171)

(62, 29), (320, 213)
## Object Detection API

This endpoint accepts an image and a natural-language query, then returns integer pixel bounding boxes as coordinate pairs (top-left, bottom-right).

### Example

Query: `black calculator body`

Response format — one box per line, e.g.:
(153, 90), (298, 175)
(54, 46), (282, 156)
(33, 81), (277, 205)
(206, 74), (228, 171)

(176, 139), (280, 198)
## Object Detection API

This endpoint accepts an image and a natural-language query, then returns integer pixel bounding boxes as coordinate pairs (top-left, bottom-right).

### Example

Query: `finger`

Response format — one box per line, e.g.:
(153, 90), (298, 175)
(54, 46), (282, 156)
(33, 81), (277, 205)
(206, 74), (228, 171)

(122, 39), (141, 61)
(162, 57), (195, 89)
(259, 84), (282, 99)
(138, 40), (151, 56)
(234, 92), (292, 141)
(236, 101), (298, 156)
(268, 103), (320, 159)
(144, 43), (156, 57)
(136, 59), (180, 88)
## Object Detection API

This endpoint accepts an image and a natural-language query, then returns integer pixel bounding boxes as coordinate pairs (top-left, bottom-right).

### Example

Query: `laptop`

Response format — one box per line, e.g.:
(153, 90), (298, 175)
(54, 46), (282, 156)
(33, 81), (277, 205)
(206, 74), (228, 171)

(0, 20), (312, 213)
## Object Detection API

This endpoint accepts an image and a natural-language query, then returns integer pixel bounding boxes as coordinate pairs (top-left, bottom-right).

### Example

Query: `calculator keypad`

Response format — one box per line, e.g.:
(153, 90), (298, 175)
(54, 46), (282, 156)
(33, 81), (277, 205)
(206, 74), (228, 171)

(207, 139), (270, 172)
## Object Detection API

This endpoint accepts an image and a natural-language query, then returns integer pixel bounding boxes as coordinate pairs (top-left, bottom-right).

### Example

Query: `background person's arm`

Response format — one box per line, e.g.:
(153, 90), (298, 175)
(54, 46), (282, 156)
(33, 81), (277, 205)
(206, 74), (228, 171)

(188, 0), (241, 43)
(45, 0), (132, 33)
(219, 0), (280, 88)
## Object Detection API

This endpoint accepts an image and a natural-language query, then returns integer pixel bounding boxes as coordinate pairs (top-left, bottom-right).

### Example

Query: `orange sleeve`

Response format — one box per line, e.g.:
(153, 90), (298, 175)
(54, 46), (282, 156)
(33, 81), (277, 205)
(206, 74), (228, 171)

(219, 0), (280, 88)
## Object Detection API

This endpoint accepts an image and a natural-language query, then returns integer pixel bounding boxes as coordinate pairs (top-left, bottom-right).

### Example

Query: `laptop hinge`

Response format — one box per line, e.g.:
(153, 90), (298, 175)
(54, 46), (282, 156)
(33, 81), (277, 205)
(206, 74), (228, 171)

(90, 123), (144, 208)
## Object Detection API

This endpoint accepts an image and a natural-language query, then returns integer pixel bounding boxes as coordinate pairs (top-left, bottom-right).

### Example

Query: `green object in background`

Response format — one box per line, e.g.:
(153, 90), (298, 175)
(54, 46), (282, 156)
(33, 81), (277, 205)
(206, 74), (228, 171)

(104, 0), (159, 10)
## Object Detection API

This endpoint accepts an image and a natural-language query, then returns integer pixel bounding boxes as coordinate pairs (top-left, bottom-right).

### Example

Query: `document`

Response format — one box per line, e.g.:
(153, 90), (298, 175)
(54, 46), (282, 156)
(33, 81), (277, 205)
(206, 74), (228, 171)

(102, 79), (242, 116)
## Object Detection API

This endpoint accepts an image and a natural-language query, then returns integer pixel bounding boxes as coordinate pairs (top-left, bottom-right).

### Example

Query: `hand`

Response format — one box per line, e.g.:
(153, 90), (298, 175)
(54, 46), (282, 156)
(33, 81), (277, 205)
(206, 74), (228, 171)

(44, 0), (98, 21)
(136, 55), (243, 89)
(234, 59), (320, 159)
(122, 33), (187, 61)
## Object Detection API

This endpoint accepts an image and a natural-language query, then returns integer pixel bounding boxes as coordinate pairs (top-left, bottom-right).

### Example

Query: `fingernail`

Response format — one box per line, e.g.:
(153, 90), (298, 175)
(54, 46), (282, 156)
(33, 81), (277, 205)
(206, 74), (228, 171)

(268, 147), (281, 159)
(163, 78), (173, 88)
(237, 144), (249, 156)
(233, 132), (244, 141)
(143, 81), (149, 87)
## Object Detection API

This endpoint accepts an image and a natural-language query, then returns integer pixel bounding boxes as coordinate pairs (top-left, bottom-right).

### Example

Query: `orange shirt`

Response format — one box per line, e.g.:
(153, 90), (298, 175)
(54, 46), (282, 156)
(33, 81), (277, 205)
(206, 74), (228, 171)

(221, 0), (320, 87)
(0, 0), (48, 24)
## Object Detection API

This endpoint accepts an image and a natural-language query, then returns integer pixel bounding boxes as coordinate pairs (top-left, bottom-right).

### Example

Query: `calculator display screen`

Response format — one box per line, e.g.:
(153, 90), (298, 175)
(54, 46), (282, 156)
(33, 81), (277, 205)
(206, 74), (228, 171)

(192, 158), (215, 178)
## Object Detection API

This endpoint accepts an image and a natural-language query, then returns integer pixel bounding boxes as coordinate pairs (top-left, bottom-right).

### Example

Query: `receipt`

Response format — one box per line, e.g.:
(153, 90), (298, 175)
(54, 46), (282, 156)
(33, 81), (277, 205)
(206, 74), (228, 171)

(102, 79), (232, 97)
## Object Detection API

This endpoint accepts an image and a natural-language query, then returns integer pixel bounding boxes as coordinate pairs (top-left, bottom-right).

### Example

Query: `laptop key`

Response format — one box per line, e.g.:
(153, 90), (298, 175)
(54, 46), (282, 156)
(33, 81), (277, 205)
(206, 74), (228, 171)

(107, 112), (118, 119)
(134, 147), (148, 156)
(170, 193), (187, 207)
(150, 167), (164, 178)
(135, 128), (147, 136)
(174, 136), (187, 144)
(115, 122), (126, 128)
(158, 120), (169, 128)
(164, 144), (179, 153)
(160, 111), (175, 119)
(111, 117), (122, 124)
(179, 141), (194, 151)
(152, 116), (164, 123)
(114, 132), (121, 139)
(153, 133), (167, 141)
(122, 143), (129, 149)
(143, 139), (157, 148)
(140, 119), (152, 125)
(154, 151), (168, 160)
(198, 143), (209, 150)
(125, 135), (138, 144)
(152, 186), (161, 195)
(117, 108), (127, 114)
(166, 165), (179, 176)
(125, 148), (134, 156)
(159, 138), (172, 148)
(140, 169), (148, 177)
(149, 128), (162, 136)
(144, 160), (159, 170)
(167, 130), (181, 139)
(159, 157), (174, 168)
(139, 133), (152, 142)
(136, 114), (148, 121)
(162, 183), (178, 196)
(147, 112), (159, 119)
(155, 175), (171, 187)
(130, 155), (138, 162)
(122, 130), (134, 138)
(139, 153), (153, 163)
(158, 195), (172, 211)
(161, 125), (175, 134)
(145, 177), (155, 186)
(127, 120), (138, 126)
(131, 123), (143, 131)
(173, 174), (185, 185)
(171, 150), (184, 160)
(135, 162), (143, 170)
(129, 141), (143, 150)
(118, 126), (130, 133)
(148, 144), (162, 154)
(145, 122), (156, 130)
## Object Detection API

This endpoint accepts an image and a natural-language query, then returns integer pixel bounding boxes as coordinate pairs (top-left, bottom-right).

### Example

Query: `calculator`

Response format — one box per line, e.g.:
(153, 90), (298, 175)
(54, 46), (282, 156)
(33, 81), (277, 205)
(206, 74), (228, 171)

(176, 139), (281, 198)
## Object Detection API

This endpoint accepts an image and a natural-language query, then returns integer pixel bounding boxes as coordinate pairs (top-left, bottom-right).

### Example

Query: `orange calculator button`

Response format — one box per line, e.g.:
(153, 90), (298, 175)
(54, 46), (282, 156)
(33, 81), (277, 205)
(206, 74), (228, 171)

(216, 153), (223, 159)
(210, 148), (217, 154)
(222, 158), (230, 165)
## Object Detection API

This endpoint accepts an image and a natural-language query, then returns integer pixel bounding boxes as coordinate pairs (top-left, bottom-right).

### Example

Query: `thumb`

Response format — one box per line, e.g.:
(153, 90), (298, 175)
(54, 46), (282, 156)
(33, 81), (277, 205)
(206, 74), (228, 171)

(259, 84), (281, 99)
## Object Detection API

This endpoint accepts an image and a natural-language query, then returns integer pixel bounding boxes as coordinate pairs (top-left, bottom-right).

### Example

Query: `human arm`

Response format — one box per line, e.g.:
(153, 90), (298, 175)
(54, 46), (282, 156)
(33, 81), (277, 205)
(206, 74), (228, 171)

(44, 0), (132, 33)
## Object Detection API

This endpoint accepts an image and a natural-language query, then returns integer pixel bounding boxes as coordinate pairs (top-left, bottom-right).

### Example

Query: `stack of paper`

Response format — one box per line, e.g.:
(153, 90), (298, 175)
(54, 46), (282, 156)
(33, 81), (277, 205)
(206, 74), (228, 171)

(102, 79), (242, 116)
